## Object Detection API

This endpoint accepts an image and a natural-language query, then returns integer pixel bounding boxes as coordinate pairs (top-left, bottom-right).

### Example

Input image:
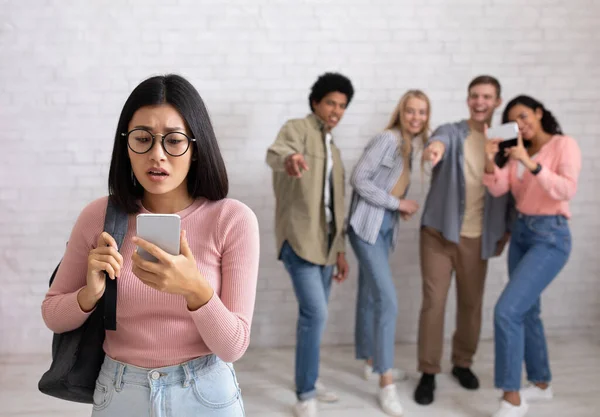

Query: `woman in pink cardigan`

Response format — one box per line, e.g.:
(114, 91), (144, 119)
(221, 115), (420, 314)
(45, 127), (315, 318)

(483, 95), (581, 417)
(41, 74), (260, 417)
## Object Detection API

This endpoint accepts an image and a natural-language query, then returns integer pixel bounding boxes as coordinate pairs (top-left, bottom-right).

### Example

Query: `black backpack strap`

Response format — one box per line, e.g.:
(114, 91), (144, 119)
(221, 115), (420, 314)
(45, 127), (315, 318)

(102, 197), (128, 331)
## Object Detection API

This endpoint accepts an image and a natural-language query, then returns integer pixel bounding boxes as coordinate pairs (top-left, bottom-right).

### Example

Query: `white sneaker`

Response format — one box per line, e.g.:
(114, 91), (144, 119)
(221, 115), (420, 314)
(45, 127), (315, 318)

(294, 398), (318, 417)
(315, 379), (339, 403)
(520, 384), (553, 402)
(364, 364), (408, 381)
(491, 400), (529, 417)
(378, 384), (404, 416)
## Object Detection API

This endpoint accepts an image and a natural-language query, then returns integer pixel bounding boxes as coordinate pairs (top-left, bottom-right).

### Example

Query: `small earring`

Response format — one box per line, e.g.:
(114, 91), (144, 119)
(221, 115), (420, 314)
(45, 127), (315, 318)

(131, 170), (137, 186)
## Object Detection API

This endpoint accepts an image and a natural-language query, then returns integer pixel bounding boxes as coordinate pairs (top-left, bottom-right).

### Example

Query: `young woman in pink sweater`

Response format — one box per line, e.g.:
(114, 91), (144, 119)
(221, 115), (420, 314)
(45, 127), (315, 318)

(482, 95), (581, 417)
(41, 75), (260, 417)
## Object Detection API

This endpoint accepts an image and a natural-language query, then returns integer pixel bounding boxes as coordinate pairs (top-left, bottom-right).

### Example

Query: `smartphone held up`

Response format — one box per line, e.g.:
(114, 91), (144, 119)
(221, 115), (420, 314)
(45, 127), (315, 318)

(136, 214), (181, 262)
(487, 122), (530, 168)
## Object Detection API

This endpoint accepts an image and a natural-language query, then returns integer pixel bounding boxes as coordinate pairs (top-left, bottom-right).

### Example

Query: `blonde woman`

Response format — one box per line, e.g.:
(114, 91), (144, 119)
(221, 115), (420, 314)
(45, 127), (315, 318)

(348, 90), (430, 416)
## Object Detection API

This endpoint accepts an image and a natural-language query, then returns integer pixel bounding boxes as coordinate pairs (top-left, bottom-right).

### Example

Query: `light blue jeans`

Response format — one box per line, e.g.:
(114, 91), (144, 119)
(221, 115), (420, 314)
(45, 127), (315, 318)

(494, 214), (571, 391)
(280, 241), (334, 401)
(91, 354), (245, 417)
(350, 210), (398, 374)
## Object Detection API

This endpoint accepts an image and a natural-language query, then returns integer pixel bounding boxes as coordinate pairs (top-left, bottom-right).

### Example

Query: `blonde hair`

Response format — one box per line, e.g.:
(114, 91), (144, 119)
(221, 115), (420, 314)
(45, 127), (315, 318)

(384, 89), (431, 158)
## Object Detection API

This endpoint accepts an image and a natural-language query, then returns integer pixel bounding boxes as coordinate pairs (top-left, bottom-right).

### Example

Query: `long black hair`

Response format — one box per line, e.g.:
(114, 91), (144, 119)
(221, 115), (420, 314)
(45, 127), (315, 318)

(502, 95), (563, 135)
(108, 74), (228, 213)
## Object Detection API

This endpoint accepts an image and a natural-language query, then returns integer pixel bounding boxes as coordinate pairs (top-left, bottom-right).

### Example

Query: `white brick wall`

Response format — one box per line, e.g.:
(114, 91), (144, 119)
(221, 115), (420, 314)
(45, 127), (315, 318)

(1, 0), (598, 354)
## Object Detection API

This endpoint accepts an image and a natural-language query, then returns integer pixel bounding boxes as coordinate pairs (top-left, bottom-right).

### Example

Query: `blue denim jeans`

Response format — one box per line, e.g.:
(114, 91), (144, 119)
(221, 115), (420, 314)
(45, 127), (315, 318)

(350, 210), (398, 374)
(280, 241), (334, 401)
(91, 354), (245, 417)
(494, 214), (571, 391)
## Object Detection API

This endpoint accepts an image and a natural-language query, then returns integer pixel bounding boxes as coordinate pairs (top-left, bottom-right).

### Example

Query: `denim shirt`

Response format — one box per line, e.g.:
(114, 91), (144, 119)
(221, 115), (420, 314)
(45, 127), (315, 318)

(420, 120), (514, 260)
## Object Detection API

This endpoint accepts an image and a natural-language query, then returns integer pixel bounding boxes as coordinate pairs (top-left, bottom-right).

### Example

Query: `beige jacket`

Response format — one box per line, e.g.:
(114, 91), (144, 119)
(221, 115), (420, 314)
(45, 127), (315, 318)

(266, 113), (346, 265)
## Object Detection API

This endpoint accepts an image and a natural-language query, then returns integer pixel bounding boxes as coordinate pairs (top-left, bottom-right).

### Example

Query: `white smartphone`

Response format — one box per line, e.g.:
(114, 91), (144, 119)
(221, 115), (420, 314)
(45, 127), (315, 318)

(136, 214), (181, 262)
(487, 122), (519, 141)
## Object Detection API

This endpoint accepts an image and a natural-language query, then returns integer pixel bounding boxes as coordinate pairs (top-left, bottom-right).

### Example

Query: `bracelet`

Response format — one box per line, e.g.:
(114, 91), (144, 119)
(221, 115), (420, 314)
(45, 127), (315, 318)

(530, 163), (542, 175)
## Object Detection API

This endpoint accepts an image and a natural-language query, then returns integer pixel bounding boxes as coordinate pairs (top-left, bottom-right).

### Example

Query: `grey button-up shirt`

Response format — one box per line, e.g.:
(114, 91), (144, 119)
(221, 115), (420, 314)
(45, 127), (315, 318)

(420, 120), (514, 260)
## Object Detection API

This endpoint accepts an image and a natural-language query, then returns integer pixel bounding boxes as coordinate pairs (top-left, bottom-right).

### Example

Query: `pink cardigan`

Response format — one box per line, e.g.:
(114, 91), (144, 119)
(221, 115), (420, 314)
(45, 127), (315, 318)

(42, 197), (260, 367)
(482, 135), (581, 218)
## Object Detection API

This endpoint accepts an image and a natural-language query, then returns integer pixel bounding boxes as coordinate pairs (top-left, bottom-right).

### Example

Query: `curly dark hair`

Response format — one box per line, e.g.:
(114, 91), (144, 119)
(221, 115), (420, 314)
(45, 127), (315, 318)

(502, 95), (563, 135)
(308, 72), (354, 111)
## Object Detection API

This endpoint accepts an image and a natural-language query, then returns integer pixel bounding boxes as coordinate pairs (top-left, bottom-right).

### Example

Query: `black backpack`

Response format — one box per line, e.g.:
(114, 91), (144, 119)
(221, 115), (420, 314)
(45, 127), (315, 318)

(38, 197), (128, 403)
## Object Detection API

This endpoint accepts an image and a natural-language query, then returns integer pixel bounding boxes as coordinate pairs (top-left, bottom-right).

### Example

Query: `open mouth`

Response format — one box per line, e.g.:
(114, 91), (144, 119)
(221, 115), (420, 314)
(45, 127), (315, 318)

(148, 170), (168, 176)
(147, 168), (169, 181)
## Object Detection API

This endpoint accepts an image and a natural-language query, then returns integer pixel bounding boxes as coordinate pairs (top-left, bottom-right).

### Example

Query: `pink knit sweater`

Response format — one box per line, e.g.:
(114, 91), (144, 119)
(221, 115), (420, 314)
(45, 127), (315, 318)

(42, 197), (260, 368)
(482, 135), (581, 218)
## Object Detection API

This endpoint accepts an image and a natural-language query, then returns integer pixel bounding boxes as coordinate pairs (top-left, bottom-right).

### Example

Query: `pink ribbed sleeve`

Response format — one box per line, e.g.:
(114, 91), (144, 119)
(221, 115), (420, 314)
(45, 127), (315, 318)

(41, 198), (106, 333)
(482, 164), (511, 197)
(535, 136), (581, 201)
(482, 135), (581, 219)
(41, 197), (260, 368)
(189, 201), (260, 362)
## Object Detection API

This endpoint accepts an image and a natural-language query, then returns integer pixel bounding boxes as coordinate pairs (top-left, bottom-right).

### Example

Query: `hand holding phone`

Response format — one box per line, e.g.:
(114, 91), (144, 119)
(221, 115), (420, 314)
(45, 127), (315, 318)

(135, 214), (181, 262)
(485, 122), (528, 168)
(132, 215), (214, 306)
(485, 137), (501, 162)
(486, 122), (519, 143)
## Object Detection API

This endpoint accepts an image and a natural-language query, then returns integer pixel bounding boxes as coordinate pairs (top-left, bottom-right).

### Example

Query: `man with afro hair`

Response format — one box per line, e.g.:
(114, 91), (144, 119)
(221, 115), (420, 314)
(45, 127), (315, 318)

(266, 72), (354, 417)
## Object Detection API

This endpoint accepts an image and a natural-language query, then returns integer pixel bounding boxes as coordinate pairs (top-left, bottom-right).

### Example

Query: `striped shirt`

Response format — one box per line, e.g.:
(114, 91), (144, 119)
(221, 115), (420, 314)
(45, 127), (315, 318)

(348, 130), (409, 246)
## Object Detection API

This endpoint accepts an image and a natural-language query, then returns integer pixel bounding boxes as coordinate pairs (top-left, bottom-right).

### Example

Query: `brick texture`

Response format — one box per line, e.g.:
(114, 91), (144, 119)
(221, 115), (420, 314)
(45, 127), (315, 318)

(1, 0), (598, 354)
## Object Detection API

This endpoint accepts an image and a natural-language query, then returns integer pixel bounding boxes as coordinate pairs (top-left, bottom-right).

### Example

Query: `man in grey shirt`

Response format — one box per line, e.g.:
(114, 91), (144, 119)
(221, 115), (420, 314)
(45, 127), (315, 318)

(414, 75), (513, 406)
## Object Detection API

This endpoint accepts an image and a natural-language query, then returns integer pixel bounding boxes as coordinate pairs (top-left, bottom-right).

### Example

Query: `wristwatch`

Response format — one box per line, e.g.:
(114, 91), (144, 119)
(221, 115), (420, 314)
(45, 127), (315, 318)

(530, 163), (542, 175)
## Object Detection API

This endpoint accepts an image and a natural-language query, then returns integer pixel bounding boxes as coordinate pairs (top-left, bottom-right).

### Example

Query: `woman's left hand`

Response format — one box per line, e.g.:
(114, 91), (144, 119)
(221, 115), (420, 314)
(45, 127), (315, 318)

(132, 230), (214, 308)
(505, 132), (537, 170)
